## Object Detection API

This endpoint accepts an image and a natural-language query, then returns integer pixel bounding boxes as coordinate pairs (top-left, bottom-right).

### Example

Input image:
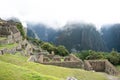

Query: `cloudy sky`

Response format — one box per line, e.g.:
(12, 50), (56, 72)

(0, 0), (120, 29)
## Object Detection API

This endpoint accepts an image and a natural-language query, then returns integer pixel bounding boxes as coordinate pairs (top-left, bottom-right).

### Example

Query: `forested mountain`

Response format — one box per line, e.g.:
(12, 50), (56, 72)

(27, 22), (120, 52)
(27, 28), (36, 39)
(101, 24), (120, 52)
(27, 22), (108, 52)
(55, 23), (107, 52)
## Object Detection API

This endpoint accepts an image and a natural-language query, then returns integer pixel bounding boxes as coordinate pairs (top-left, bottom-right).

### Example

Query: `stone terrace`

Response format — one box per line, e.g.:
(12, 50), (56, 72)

(0, 19), (22, 45)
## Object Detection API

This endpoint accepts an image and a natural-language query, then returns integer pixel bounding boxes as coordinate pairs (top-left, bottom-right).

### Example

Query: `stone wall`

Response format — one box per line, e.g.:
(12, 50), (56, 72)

(7, 35), (14, 43)
(89, 60), (105, 72)
(12, 32), (22, 42)
(0, 25), (11, 36)
(16, 44), (22, 51)
(0, 32), (22, 45)
(9, 26), (19, 34)
(6, 47), (16, 54)
(105, 60), (118, 75)
(0, 50), (3, 55)
(0, 39), (8, 45)
(0, 48), (7, 55)
(84, 60), (118, 75)
(0, 44), (21, 55)
(84, 60), (93, 70)
(42, 61), (83, 68)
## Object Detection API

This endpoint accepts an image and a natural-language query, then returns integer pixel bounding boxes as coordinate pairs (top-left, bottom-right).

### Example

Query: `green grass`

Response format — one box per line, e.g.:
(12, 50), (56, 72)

(0, 61), (59, 80)
(0, 43), (18, 50)
(0, 37), (7, 40)
(0, 53), (108, 80)
(116, 65), (120, 77)
(116, 65), (120, 71)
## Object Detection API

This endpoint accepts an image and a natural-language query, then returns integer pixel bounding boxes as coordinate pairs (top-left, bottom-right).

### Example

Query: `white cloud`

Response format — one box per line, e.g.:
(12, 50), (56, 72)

(0, 0), (120, 28)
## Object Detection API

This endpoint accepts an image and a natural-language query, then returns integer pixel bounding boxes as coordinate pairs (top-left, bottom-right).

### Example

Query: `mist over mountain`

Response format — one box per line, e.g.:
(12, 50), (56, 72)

(19, 21), (120, 52)
(101, 24), (120, 52)
(27, 22), (108, 52)
(27, 23), (58, 42)
(55, 23), (107, 52)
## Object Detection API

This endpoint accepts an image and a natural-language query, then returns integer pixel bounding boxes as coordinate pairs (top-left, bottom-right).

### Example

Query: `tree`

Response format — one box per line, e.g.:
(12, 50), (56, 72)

(75, 50), (89, 60)
(86, 50), (104, 60)
(41, 42), (55, 53)
(106, 49), (119, 65)
(56, 45), (69, 56)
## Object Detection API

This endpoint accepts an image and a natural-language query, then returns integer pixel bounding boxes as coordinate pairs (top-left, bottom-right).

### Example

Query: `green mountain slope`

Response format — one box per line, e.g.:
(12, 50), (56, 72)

(55, 23), (107, 52)
(0, 53), (108, 80)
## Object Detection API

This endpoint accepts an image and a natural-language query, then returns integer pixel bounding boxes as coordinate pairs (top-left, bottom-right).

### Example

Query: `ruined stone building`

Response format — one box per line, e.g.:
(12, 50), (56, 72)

(28, 53), (84, 68)
(0, 19), (22, 44)
(0, 19), (33, 55)
(84, 60), (119, 75)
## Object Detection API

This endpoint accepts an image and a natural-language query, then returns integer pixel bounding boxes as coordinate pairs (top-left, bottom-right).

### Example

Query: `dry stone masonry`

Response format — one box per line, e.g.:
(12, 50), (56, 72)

(84, 60), (118, 75)
(0, 19), (33, 56)
(0, 19), (22, 45)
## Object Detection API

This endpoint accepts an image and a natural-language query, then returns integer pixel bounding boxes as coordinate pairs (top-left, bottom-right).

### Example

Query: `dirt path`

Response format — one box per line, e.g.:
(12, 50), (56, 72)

(106, 74), (120, 80)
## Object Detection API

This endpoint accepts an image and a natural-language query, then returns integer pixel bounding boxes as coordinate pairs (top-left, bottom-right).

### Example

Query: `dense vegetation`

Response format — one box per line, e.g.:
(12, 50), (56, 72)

(16, 22), (26, 39)
(27, 37), (69, 56)
(75, 49), (120, 65)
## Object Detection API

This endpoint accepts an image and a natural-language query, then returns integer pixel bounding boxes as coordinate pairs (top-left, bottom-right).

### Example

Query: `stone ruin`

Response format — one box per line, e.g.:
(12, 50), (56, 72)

(0, 19), (22, 45)
(0, 19), (33, 56)
(28, 53), (84, 68)
(27, 50), (119, 76)
(28, 51), (119, 75)
(84, 60), (118, 75)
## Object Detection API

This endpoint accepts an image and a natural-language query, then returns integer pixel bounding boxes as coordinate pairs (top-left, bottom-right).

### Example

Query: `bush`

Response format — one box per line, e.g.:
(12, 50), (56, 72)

(56, 45), (69, 56)
(106, 50), (120, 65)
(41, 42), (55, 53)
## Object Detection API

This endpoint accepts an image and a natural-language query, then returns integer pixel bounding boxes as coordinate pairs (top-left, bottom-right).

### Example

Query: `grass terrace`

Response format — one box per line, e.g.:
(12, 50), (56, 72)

(0, 43), (18, 50)
(0, 37), (7, 40)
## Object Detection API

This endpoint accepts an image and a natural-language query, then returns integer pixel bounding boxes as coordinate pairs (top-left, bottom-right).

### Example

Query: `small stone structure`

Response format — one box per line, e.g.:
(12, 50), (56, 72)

(84, 60), (118, 75)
